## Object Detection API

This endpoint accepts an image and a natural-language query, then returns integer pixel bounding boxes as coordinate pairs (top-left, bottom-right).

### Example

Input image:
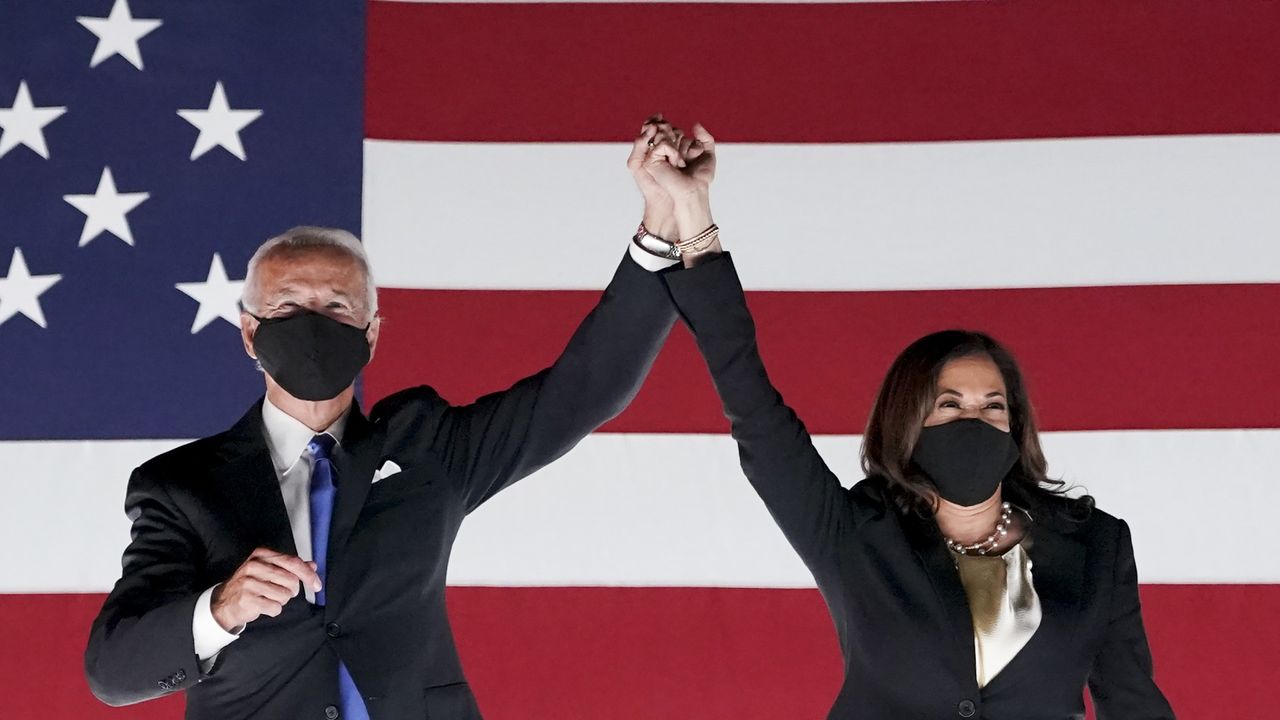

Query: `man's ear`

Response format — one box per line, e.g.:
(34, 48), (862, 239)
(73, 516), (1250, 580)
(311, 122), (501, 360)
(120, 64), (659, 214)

(240, 312), (259, 359)
(366, 317), (381, 363)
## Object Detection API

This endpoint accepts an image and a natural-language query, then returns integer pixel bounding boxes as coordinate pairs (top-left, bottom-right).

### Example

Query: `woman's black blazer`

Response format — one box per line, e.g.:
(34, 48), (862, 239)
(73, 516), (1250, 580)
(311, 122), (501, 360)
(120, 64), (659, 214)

(662, 254), (1175, 720)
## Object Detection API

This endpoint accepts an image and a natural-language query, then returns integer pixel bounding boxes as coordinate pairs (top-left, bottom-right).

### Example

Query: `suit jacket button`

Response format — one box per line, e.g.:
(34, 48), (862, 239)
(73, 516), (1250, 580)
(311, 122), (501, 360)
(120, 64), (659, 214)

(324, 705), (340, 719)
(958, 698), (977, 717)
(326, 622), (342, 638)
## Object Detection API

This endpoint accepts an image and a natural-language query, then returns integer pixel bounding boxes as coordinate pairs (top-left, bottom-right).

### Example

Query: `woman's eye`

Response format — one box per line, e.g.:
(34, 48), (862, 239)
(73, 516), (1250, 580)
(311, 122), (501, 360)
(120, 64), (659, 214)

(985, 403), (1007, 411)
(939, 401), (960, 409)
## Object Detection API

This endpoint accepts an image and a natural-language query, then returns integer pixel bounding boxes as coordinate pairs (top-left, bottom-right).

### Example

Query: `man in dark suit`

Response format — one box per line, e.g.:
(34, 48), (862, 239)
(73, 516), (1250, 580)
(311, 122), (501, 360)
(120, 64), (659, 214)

(84, 122), (686, 719)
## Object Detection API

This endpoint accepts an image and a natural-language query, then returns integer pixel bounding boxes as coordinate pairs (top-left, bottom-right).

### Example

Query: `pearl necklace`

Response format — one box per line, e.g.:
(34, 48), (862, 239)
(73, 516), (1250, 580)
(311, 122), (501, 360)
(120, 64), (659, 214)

(945, 502), (1012, 556)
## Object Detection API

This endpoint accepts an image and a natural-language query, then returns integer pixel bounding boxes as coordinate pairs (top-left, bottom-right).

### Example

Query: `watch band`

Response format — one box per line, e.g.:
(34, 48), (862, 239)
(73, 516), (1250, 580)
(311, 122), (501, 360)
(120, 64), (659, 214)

(632, 223), (681, 260)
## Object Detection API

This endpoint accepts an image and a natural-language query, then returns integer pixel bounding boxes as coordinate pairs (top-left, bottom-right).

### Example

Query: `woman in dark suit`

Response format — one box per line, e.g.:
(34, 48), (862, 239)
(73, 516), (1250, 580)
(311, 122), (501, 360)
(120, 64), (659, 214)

(636, 119), (1175, 719)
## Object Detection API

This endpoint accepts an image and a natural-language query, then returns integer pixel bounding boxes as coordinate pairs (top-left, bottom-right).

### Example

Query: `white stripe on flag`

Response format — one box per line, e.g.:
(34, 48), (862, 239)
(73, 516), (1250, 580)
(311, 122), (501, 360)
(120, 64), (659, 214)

(363, 134), (1280, 291)
(1, 439), (183, 594)
(3, 429), (1275, 592)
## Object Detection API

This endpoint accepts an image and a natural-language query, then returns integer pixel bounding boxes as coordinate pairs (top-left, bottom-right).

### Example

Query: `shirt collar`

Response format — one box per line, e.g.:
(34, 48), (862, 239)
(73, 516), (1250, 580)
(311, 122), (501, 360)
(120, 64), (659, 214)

(261, 395), (351, 473)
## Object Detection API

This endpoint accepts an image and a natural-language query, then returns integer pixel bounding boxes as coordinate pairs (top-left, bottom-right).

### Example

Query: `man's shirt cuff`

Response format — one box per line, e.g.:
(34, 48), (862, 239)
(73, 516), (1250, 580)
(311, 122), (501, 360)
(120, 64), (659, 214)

(193, 584), (242, 663)
(628, 240), (681, 272)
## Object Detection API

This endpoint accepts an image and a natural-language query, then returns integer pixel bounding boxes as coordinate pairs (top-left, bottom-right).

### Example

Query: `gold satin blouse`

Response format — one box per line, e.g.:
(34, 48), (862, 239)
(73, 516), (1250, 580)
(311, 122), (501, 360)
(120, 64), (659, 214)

(952, 542), (1042, 688)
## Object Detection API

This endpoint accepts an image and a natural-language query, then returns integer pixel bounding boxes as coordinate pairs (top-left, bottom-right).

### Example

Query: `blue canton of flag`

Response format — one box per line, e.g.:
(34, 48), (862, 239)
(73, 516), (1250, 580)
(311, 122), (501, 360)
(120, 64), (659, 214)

(0, 1), (364, 440)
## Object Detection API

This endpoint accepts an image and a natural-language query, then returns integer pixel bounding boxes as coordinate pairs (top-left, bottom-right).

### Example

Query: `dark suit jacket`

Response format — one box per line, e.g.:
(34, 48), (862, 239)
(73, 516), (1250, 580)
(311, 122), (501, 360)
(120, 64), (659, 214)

(85, 256), (676, 720)
(663, 254), (1175, 720)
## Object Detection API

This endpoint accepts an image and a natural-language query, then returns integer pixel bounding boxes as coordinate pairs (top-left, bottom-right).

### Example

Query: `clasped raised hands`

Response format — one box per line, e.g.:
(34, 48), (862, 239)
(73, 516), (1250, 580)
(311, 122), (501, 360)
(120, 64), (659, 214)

(627, 114), (719, 263)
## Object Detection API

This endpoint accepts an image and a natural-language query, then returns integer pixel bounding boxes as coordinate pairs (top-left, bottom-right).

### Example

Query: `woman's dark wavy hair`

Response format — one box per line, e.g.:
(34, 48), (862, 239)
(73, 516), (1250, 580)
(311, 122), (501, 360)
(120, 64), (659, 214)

(860, 330), (1093, 520)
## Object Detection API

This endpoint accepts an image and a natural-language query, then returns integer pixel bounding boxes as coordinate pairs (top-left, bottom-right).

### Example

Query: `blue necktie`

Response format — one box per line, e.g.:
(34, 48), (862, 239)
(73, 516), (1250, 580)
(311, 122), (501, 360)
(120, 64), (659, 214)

(308, 434), (370, 720)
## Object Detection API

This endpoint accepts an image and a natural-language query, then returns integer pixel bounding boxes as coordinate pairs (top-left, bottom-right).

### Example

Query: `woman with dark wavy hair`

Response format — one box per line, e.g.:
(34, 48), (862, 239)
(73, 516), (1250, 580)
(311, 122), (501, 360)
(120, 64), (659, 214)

(635, 118), (1175, 719)
(863, 330), (1075, 520)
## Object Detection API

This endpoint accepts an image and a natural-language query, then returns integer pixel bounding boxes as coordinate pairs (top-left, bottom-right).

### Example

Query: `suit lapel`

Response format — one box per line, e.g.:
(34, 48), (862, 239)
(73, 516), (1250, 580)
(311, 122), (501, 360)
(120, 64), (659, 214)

(328, 402), (381, 569)
(1023, 513), (1087, 623)
(212, 400), (298, 556)
(905, 512), (979, 691)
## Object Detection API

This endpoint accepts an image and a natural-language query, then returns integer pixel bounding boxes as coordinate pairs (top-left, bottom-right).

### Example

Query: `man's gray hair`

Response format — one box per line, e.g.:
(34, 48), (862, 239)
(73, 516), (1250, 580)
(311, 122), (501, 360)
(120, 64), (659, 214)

(240, 226), (379, 319)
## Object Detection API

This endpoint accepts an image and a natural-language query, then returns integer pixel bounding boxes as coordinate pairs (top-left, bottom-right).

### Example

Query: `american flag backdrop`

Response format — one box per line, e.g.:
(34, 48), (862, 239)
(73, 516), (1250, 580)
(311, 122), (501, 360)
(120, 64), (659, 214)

(1, 1), (1279, 718)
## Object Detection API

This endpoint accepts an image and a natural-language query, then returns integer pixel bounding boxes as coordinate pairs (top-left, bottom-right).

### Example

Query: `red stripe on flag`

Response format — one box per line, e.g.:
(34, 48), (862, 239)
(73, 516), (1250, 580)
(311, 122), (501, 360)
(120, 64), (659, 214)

(366, 1), (1280, 143)
(1, 593), (185, 720)
(5, 586), (1275, 719)
(364, 283), (1280, 433)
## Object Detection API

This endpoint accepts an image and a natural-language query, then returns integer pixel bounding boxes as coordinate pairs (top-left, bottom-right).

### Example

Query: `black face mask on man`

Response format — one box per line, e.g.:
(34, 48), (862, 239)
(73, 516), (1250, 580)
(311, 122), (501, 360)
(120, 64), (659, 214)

(251, 310), (371, 401)
(910, 418), (1020, 507)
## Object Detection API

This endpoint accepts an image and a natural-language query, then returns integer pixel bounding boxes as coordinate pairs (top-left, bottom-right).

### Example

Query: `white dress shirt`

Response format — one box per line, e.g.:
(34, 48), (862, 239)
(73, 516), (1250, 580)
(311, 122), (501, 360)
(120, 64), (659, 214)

(627, 238), (681, 272)
(190, 246), (680, 667)
(191, 397), (348, 665)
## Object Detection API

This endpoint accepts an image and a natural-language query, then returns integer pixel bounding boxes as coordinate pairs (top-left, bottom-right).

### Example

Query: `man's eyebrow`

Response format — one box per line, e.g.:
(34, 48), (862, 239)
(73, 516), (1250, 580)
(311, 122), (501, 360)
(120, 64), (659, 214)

(265, 286), (299, 301)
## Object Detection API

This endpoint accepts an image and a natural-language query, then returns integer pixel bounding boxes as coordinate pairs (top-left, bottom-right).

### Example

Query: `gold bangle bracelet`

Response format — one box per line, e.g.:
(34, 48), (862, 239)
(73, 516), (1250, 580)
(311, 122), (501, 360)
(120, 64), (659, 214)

(678, 236), (717, 255)
(676, 224), (719, 255)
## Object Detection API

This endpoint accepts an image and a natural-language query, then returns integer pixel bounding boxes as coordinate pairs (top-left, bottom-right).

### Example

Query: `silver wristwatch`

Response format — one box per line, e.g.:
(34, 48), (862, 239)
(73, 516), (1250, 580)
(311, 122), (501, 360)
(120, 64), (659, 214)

(632, 223), (681, 260)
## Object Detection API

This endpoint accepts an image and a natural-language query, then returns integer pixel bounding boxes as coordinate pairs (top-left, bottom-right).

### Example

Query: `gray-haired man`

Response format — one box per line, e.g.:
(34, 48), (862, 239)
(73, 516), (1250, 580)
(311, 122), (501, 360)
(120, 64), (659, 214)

(85, 116), (689, 720)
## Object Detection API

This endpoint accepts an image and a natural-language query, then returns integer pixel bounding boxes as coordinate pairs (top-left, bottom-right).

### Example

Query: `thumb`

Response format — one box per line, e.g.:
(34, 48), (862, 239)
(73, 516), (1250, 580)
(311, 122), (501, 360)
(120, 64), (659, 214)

(692, 123), (715, 153)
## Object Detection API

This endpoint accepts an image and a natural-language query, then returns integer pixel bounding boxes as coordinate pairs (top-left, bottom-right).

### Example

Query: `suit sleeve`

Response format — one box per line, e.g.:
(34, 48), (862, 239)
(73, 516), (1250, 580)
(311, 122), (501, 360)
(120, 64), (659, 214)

(84, 468), (206, 706)
(662, 253), (852, 569)
(1088, 520), (1177, 719)
(431, 254), (676, 511)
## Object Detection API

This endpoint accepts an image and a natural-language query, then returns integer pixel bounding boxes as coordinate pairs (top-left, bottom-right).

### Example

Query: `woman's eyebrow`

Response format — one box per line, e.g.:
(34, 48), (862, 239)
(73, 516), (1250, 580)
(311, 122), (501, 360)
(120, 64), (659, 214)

(936, 389), (1007, 398)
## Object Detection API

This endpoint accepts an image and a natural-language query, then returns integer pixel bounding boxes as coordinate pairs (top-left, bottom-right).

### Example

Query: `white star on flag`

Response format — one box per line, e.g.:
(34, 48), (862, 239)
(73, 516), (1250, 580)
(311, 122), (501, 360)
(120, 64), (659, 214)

(177, 82), (263, 161)
(0, 81), (68, 160)
(76, 0), (163, 70)
(63, 167), (151, 247)
(0, 248), (62, 329)
(175, 253), (245, 333)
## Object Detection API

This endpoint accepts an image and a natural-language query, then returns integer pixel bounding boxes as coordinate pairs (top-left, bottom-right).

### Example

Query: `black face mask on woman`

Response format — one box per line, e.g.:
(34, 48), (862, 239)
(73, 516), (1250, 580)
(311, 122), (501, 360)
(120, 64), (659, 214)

(251, 310), (371, 401)
(910, 418), (1020, 507)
